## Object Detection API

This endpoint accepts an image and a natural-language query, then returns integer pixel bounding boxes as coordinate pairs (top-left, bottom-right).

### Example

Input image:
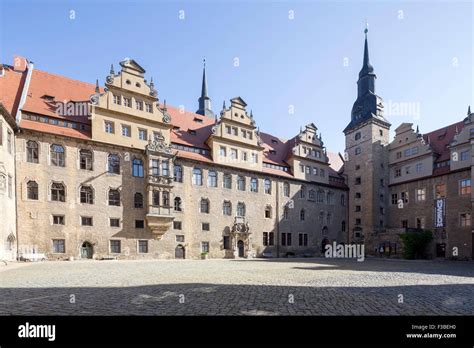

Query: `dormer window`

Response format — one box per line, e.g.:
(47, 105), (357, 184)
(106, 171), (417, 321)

(271, 139), (278, 144)
(136, 100), (143, 111)
(232, 127), (238, 136)
(248, 131), (253, 140)
(173, 126), (181, 131)
(193, 117), (203, 123)
(135, 82), (141, 88)
(188, 129), (197, 136)
(355, 132), (361, 140)
(41, 94), (55, 101)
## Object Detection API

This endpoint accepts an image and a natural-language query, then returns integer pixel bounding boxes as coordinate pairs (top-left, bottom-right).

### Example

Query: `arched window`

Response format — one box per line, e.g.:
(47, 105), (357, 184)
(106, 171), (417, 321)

(79, 149), (93, 170)
(317, 190), (325, 203)
(27, 141), (39, 163)
(51, 182), (65, 202)
(250, 178), (258, 192)
(80, 185), (94, 204)
(208, 170), (217, 187)
(134, 193), (143, 208)
(264, 205), (272, 219)
(264, 179), (271, 194)
(152, 190), (160, 206)
(237, 202), (246, 217)
(174, 165), (183, 182)
(27, 181), (38, 200)
(283, 182), (290, 197)
(192, 168), (202, 186)
(300, 209), (305, 221)
(308, 189), (316, 201)
(200, 198), (210, 213)
(355, 132), (361, 141)
(108, 189), (120, 206)
(355, 147), (361, 155)
(108, 154), (120, 174)
(283, 207), (289, 220)
(223, 174), (232, 189)
(237, 176), (245, 191)
(174, 197), (182, 211)
(223, 201), (232, 215)
(50, 144), (65, 167)
(132, 158), (144, 177)
(300, 185), (306, 199)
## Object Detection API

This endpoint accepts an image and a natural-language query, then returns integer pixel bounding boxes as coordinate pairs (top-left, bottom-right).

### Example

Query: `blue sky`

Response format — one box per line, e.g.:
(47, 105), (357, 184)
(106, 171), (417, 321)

(1, 0), (472, 153)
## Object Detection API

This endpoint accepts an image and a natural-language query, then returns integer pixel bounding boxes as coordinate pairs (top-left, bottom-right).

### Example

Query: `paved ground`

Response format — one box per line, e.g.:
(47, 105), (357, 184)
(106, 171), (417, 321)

(0, 258), (473, 315)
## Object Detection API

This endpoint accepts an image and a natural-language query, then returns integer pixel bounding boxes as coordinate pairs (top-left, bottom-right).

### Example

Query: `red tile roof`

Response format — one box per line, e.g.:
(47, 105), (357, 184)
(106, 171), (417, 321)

(422, 121), (464, 163)
(0, 65), (27, 116)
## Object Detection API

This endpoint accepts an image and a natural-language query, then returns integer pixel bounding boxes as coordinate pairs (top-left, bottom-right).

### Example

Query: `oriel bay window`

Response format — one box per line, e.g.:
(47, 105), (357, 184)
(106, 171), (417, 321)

(162, 191), (170, 207)
(152, 190), (160, 206)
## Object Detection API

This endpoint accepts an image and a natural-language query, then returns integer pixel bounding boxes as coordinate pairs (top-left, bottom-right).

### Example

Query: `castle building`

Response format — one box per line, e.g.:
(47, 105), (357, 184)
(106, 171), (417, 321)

(0, 30), (472, 260)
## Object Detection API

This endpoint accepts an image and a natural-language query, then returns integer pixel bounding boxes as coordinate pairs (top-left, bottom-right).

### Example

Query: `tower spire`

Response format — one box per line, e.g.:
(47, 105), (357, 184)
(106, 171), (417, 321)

(196, 58), (214, 118)
(95, 79), (100, 93)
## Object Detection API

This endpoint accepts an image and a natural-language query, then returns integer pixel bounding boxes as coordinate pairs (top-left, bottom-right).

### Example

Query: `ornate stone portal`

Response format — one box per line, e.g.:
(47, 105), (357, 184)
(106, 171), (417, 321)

(229, 216), (254, 258)
(145, 133), (175, 240)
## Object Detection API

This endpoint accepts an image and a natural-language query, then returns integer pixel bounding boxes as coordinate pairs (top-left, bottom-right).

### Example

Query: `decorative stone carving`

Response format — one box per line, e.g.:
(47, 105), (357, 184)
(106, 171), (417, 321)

(106, 75), (114, 84)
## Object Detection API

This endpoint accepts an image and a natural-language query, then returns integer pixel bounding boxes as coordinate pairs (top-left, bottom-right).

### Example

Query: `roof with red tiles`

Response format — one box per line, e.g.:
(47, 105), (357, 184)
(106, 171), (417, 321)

(0, 65), (26, 116)
(422, 121), (464, 163)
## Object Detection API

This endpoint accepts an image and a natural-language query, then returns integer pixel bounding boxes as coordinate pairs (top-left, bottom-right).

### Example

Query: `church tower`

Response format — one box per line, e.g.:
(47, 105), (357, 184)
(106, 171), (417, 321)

(196, 59), (215, 118)
(343, 27), (391, 251)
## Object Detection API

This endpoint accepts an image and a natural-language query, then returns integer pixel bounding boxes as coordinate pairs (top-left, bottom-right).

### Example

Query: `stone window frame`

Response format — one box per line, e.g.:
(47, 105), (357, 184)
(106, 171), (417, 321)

(132, 157), (144, 178)
(173, 221), (182, 230)
(52, 215), (65, 226)
(283, 182), (290, 197)
(78, 148), (93, 171)
(108, 187), (121, 206)
(26, 140), (40, 164)
(174, 196), (183, 212)
(223, 173), (232, 189)
(222, 200), (232, 216)
(207, 170), (218, 188)
(109, 239), (121, 253)
(50, 181), (66, 202)
(250, 178), (258, 193)
(283, 207), (289, 220)
(237, 175), (246, 191)
(137, 240), (148, 254)
(201, 241), (210, 253)
(416, 188), (426, 202)
(416, 216), (425, 229)
(135, 220), (145, 229)
(298, 233), (308, 247)
(264, 205), (272, 219)
(81, 216), (93, 227)
(459, 212), (471, 227)
(79, 184), (94, 204)
(299, 185), (306, 199)
(134, 192), (144, 208)
(26, 180), (39, 201)
(52, 239), (66, 254)
(237, 202), (246, 217)
(173, 165), (183, 183)
(300, 209), (305, 221)
(50, 144), (66, 167)
(107, 153), (121, 174)
(104, 120), (115, 134)
(200, 198), (210, 214)
(264, 178), (272, 195)
(110, 218), (120, 228)
(192, 167), (203, 186)
(201, 222), (210, 231)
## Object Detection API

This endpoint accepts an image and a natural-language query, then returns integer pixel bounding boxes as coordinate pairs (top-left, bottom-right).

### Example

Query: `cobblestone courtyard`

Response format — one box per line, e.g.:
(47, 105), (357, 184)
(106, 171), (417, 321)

(0, 258), (473, 315)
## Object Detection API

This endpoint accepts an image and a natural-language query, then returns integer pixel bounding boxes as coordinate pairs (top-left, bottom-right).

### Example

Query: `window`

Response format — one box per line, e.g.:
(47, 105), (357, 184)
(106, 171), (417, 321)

(53, 215), (65, 225)
(320, 169), (325, 177)
(391, 194), (398, 205)
(173, 221), (182, 230)
(27, 181), (38, 200)
(460, 213), (471, 227)
(416, 188), (426, 201)
(264, 206), (272, 219)
(305, 166), (310, 174)
(242, 152), (248, 161)
(135, 220), (145, 229)
(281, 233), (292, 246)
(150, 159), (159, 176)
(110, 218), (120, 227)
(340, 194), (346, 206)
(138, 240), (148, 253)
(263, 232), (269, 246)
(200, 198), (210, 213)
(401, 191), (409, 203)
(355, 177), (361, 185)
(80, 185), (94, 204)
(401, 220), (408, 228)
(459, 179), (471, 196)
(174, 197), (182, 211)
(51, 182), (65, 202)
(123, 97), (131, 108)
(134, 193), (143, 208)
(6, 131), (12, 153)
(268, 232), (274, 246)
(27, 141), (39, 163)
(152, 190), (160, 206)
(341, 221), (346, 232)
(202, 223), (210, 231)
(136, 100), (144, 111)
(460, 150), (469, 161)
(232, 127), (238, 136)
(283, 207), (289, 220)
(225, 126), (231, 134)
(132, 158), (144, 177)
(299, 233), (308, 246)
(396, 151), (402, 159)
(416, 217), (425, 229)
(415, 163), (423, 173)
(317, 190), (324, 203)
(355, 165), (360, 170)
(250, 178), (258, 192)
(355, 132), (361, 140)
(395, 169), (401, 177)
(230, 148), (238, 160)
(113, 94), (121, 105)
(237, 202), (246, 217)
(81, 216), (93, 226)
(104, 121), (114, 134)
(435, 183), (446, 198)
(52, 239), (65, 253)
(220, 146), (227, 157)
(327, 213), (332, 225)
(78, 149), (93, 170)
(223, 201), (232, 215)
(355, 205), (361, 212)
(326, 191), (334, 205)
(312, 167), (318, 175)
(208, 170), (217, 187)
(264, 179), (271, 194)
(122, 124), (131, 137)
(138, 128), (147, 140)
(174, 165), (183, 182)
(405, 166), (411, 175)
(300, 164), (304, 173)
(251, 153), (258, 163)
(379, 129), (383, 136)
(300, 209), (305, 221)
(176, 235), (185, 242)
(50, 144), (65, 167)
(283, 182), (290, 197)
(108, 154), (120, 174)
(223, 174), (232, 189)
(162, 191), (170, 207)
(108, 189), (120, 206)
(145, 103), (152, 113)
(355, 147), (361, 155)
(299, 185), (306, 199)
(110, 240), (121, 253)
(355, 192), (361, 199)
(192, 168), (203, 186)
(201, 242), (210, 253)
(355, 218), (361, 225)
(162, 161), (169, 177)
(237, 176), (245, 191)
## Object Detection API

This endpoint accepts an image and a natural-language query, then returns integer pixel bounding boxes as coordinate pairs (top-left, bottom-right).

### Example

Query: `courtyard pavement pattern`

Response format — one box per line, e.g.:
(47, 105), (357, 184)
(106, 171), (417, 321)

(0, 258), (473, 315)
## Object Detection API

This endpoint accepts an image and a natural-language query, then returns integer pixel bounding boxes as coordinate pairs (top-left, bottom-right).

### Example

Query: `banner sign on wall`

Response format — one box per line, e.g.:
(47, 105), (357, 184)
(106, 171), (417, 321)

(434, 198), (446, 228)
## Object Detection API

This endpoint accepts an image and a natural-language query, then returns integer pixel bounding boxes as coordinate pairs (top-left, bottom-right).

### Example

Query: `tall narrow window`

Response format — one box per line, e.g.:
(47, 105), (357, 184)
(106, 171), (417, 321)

(132, 158), (144, 177)
(162, 191), (170, 207)
(134, 193), (143, 208)
(161, 161), (169, 176)
(250, 178), (258, 192)
(200, 198), (210, 213)
(300, 209), (305, 221)
(108, 154), (120, 174)
(108, 189), (120, 206)
(151, 159), (159, 176)
(192, 168), (203, 186)
(223, 174), (232, 189)
(237, 202), (246, 217)
(208, 170), (217, 187)
(283, 182), (290, 197)
(264, 179), (271, 194)
(80, 185), (94, 204)
(27, 141), (39, 163)
(152, 190), (160, 206)
(223, 201), (232, 216)
(50, 144), (65, 167)
(79, 149), (93, 170)
(174, 165), (183, 182)
(51, 182), (66, 202)
(237, 176), (245, 191)
(174, 197), (182, 211)
(27, 181), (38, 200)
(299, 185), (306, 199)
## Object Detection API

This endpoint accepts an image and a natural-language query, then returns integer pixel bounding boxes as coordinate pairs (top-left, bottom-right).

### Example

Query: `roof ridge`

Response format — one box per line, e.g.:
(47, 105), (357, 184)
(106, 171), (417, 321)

(34, 68), (97, 88)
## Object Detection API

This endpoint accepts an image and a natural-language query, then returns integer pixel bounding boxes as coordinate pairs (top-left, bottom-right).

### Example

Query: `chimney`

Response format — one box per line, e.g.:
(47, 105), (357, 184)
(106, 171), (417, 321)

(13, 55), (28, 72)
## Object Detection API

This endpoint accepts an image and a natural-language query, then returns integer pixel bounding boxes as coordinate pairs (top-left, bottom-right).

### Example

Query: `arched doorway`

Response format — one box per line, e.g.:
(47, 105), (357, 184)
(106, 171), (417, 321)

(175, 245), (185, 259)
(321, 238), (330, 254)
(81, 241), (93, 259)
(237, 240), (244, 258)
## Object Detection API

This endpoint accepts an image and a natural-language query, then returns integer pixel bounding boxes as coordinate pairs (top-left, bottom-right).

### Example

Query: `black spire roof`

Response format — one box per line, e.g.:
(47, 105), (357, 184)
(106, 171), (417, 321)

(196, 59), (215, 118)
